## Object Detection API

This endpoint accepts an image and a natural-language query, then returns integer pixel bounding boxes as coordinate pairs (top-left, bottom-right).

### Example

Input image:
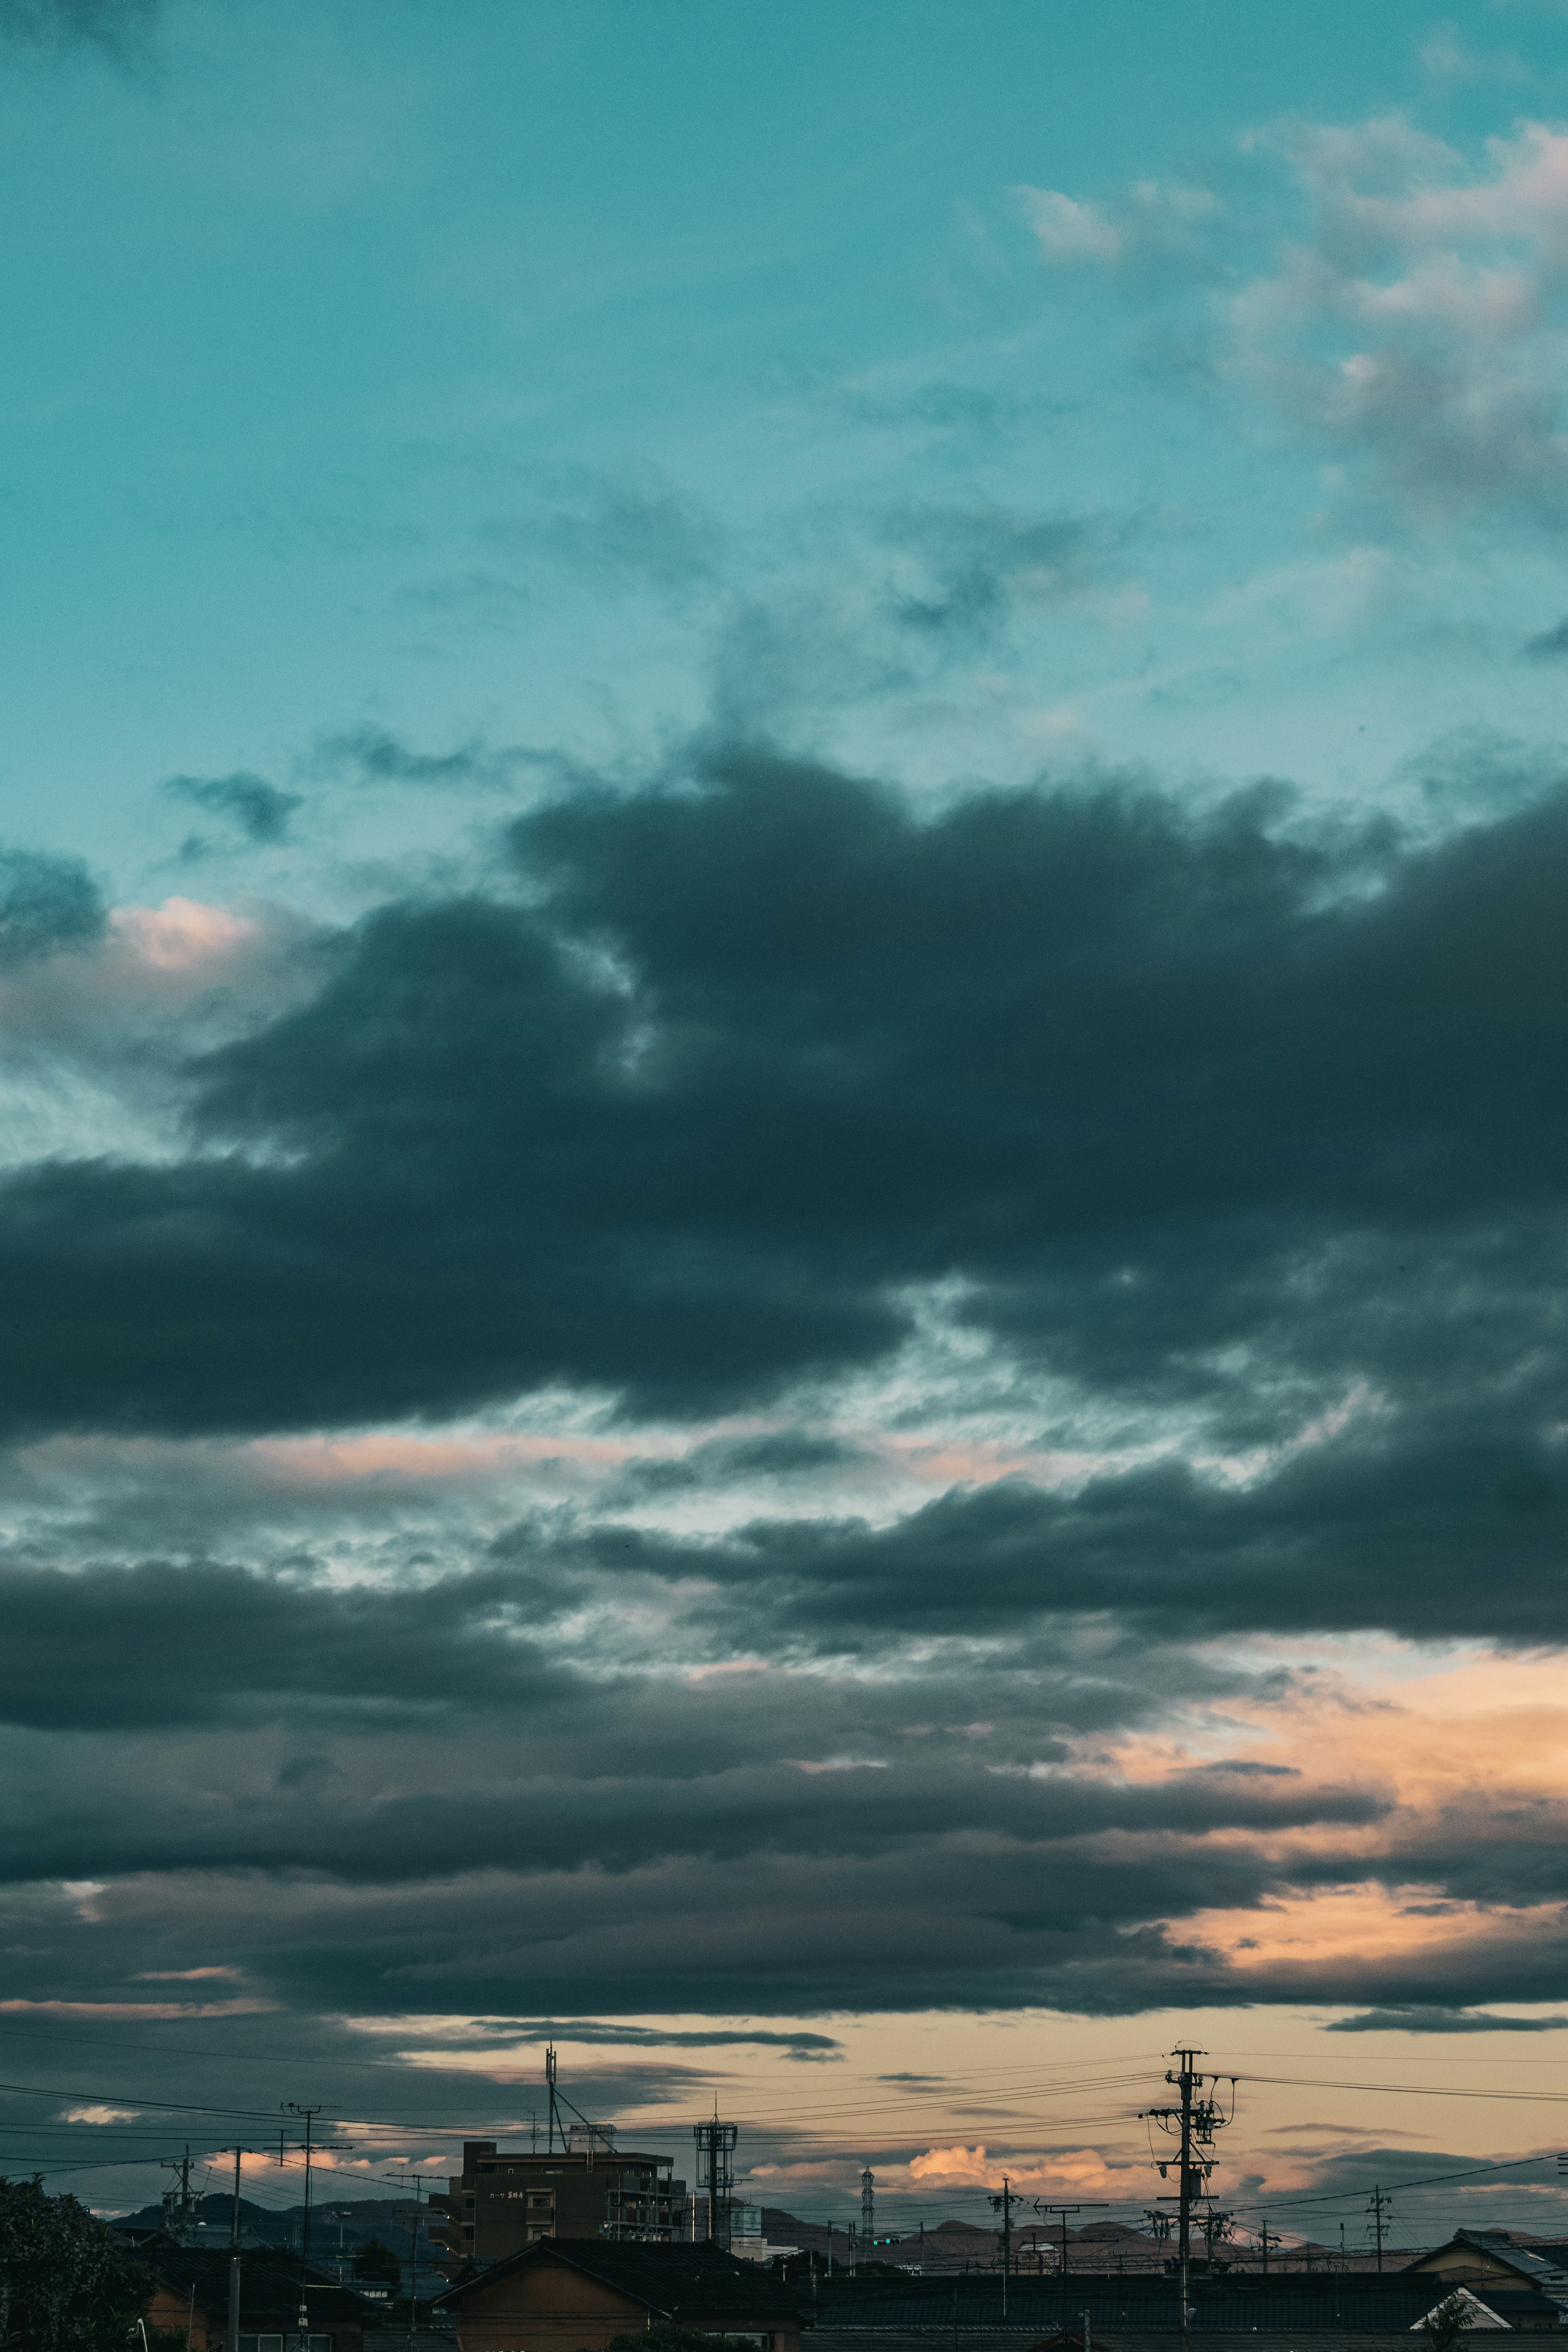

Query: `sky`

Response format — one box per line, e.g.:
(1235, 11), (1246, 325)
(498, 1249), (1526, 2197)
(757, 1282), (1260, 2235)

(7, 0), (1568, 2252)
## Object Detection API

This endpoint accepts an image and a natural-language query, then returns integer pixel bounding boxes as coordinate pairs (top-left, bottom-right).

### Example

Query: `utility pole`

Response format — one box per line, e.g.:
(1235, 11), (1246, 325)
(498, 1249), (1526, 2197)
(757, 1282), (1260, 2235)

(1257, 2222), (1274, 2275)
(1367, 2186), (1390, 2274)
(227, 2148), (243, 2352)
(989, 2178), (1016, 2318)
(1141, 2048), (1235, 2352)
(1034, 2203), (1107, 2282)
(284, 2103), (323, 2342)
(547, 2046), (560, 2152)
(384, 2171), (426, 2352)
(862, 2169), (875, 2270)
(162, 2147), (194, 2243)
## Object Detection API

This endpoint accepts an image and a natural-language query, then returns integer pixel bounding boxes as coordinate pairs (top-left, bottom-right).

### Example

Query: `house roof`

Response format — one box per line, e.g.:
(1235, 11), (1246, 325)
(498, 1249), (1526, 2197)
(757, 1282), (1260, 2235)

(804, 2334), (1491, 2352)
(138, 2231), (381, 2325)
(803, 2271), (1559, 2333)
(432, 2235), (805, 2318)
(1415, 2234), (1568, 2310)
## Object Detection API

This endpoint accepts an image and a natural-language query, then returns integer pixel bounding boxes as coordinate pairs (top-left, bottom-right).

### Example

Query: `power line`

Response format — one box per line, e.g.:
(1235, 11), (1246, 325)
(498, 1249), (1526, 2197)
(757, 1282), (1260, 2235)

(1240, 2072), (1568, 2106)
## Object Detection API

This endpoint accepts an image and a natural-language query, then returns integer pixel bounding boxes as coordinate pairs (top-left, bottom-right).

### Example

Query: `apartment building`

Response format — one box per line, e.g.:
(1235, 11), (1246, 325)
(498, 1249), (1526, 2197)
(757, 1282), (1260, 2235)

(429, 2134), (687, 2275)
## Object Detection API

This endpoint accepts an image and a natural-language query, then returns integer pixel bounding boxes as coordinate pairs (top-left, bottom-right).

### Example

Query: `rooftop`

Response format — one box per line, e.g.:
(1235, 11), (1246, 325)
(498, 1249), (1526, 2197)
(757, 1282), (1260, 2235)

(433, 2234), (806, 2317)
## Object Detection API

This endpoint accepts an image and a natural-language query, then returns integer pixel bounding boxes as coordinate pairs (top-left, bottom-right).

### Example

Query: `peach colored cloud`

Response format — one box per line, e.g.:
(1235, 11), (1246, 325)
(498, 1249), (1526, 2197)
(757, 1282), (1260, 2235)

(249, 1429), (659, 1489)
(134, 1966), (242, 1981)
(109, 898), (260, 974)
(1059, 1643), (1568, 1989)
(907, 2143), (1131, 2194)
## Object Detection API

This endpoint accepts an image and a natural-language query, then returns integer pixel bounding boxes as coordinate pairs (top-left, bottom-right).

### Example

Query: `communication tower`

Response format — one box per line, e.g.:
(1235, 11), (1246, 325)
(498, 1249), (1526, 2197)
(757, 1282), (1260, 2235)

(693, 2117), (739, 2251)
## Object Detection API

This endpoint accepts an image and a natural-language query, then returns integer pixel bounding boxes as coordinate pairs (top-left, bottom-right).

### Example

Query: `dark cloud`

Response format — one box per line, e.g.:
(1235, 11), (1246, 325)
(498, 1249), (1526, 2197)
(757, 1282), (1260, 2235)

(1525, 619), (1568, 660)
(4, 739), (1568, 2044)
(165, 771), (303, 844)
(607, 1428), (868, 1501)
(882, 506), (1131, 640)
(0, 1557), (568, 1732)
(1, 742), (1567, 1501)
(23, 1816), (1556, 2026)
(1325, 2010), (1568, 2033)
(0, 1550), (1410, 2024)
(438, 2021), (841, 2051)
(0, 846), (105, 969)
(315, 724), (543, 792)
(580, 1421), (1568, 1649)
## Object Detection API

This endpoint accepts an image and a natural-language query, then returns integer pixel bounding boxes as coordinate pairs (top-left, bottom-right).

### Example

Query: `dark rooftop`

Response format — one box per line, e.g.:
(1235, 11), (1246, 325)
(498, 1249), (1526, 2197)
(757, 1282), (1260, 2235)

(434, 2235), (806, 2318)
(806, 2336), (1502, 2352)
(136, 2231), (380, 2326)
(803, 2270), (1556, 2333)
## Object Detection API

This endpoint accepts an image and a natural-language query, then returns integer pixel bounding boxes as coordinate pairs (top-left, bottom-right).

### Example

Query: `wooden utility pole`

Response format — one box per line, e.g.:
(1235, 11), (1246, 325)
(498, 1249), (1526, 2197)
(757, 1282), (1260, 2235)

(226, 2148), (243, 2352)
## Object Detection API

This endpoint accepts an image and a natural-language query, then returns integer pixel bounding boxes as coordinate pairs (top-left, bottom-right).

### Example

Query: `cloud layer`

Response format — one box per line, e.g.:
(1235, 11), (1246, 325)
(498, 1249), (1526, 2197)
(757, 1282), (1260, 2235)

(2, 735), (1568, 2075)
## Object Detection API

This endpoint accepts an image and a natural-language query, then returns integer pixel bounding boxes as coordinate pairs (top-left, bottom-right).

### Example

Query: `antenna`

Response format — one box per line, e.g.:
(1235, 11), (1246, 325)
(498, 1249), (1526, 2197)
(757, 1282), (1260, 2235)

(691, 2118), (739, 2252)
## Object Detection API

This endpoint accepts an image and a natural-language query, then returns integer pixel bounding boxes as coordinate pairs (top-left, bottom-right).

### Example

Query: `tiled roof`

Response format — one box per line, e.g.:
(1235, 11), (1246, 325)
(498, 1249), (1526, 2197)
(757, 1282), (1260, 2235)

(1448, 2235), (1568, 2307)
(432, 2236), (806, 2317)
(803, 2272), (1554, 2333)
(138, 2232), (381, 2325)
(806, 2334), (1475, 2352)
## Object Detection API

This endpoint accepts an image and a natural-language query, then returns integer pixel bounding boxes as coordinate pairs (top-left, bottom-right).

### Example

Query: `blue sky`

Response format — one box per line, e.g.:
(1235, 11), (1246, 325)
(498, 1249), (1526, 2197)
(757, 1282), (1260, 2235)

(9, 0), (1568, 905)
(11, 0), (1568, 2235)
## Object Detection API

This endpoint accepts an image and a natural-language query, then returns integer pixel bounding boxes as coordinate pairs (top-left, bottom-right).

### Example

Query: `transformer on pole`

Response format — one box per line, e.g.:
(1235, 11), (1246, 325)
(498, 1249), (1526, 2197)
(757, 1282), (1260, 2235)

(1141, 2049), (1236, 2352)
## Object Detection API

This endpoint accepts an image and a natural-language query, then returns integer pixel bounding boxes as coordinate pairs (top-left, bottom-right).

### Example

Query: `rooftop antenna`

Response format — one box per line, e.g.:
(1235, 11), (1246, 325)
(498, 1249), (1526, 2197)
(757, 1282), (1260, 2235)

(692, 2116), (739, 2252)
(544, 2045), (606, 2156)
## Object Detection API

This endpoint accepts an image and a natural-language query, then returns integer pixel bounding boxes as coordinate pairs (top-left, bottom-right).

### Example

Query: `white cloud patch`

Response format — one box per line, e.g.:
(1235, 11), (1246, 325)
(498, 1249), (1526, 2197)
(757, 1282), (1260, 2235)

(1231, 115), (1568, 523)
(1026, 112), (1568, 532)
(1016, 178), (1221, 276)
